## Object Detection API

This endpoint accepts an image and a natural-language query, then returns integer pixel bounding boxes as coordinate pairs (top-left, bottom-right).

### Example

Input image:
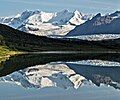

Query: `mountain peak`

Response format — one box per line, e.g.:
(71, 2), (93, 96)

(92, 13), (101, 19)
(74, 10), (83, 18)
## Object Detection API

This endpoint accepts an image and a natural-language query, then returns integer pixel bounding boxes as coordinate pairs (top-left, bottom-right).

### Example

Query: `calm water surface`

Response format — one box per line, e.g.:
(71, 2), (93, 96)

(0, 53), (120, 100)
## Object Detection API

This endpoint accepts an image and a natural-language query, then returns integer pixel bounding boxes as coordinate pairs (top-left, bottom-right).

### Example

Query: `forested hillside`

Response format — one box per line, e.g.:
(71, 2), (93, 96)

(0, 24), (120, 54)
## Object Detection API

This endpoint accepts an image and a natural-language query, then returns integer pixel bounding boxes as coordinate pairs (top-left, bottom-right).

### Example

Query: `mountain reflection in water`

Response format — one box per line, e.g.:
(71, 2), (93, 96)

(0, 53), (120, 90)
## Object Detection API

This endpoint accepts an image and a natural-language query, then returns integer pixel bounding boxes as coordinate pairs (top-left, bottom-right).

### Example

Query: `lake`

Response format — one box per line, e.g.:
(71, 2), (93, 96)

(0, 53), (120, 100)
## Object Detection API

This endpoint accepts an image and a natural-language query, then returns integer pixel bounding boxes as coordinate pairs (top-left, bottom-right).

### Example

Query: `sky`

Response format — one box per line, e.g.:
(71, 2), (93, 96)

(0, 0), (120, 16)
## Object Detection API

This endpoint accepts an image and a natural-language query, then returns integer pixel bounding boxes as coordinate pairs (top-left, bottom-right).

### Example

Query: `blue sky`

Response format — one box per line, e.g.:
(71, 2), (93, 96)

(0, 0), (120, 16)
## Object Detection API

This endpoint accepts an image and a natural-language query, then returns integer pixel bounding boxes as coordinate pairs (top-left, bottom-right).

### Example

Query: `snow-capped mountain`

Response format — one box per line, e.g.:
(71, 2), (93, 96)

(0, 63), (85, 89)
(0, 10), (88, 36)
(0, 10), (39, 28)
(1, 10), (120, 41)
(67, 11), (120, 40)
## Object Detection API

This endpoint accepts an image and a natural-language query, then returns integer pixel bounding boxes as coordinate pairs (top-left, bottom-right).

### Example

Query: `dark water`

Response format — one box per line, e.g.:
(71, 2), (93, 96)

(0, 53), (120, 100)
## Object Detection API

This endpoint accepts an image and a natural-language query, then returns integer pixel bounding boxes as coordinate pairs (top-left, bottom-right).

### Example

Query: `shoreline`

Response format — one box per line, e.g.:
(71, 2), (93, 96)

(1, 50), (120, 58)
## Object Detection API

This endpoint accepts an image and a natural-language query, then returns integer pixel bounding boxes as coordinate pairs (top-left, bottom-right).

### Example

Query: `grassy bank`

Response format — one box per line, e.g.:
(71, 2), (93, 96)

(0, 45), (21, 58)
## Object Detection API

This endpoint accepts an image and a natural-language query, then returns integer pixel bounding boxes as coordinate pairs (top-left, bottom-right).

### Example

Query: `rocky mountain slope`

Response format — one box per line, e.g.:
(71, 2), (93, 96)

(67, 11), (120, 40)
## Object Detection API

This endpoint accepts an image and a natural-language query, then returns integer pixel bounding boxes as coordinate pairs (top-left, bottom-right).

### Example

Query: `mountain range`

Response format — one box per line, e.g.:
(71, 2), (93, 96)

(0, 10), (120, 55)
(0, 10), (120, 41)
(0, 10), (91, 36)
